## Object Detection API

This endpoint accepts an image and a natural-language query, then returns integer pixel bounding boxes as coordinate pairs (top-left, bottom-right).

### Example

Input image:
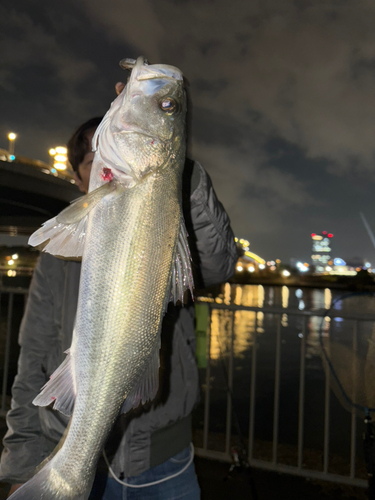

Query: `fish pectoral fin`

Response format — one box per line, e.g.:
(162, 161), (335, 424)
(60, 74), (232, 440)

(28, 181), (117, 257)
(56, 181), (117, 225)
(33, 349), (76, 417)
(170, 216), (194, 305)
(121, 344), (160, 414)
(28, 216), (88, 259)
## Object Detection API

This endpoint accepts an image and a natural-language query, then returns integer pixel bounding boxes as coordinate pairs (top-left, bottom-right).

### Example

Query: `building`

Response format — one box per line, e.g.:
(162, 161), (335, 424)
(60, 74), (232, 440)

(311, 232), (333, 273)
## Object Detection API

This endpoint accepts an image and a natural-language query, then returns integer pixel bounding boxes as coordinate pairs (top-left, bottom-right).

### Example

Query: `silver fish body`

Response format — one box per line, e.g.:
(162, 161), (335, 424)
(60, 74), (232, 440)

(45, 169), (182, 498)
(14, 56), (191, 500)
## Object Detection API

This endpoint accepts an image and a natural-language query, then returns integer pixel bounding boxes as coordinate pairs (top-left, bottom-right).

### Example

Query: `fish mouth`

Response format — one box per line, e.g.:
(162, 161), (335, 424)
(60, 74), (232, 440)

(119, 56), (148, 71)
(119, 56), (182, 82)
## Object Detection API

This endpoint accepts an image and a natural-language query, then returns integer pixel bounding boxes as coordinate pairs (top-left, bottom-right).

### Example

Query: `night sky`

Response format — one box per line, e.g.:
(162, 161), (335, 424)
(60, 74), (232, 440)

(2, 0), (375, 263)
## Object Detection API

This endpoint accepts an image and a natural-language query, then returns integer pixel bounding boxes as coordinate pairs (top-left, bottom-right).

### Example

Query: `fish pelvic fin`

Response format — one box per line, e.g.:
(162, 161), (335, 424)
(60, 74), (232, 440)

(121, 340), (161, 413)
(170, 216), (194, 305)
(33, 349), (76, 417)
(28, 181), (117, 258)
(7, 450), (94, 500)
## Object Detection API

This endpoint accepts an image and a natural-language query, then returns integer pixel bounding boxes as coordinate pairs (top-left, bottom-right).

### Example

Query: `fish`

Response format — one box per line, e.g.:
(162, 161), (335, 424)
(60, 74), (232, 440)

(10, 56), (193, 500)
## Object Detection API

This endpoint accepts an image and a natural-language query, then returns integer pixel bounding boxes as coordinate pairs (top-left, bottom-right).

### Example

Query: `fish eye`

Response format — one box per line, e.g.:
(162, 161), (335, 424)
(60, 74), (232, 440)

(159, 98), (178, 114)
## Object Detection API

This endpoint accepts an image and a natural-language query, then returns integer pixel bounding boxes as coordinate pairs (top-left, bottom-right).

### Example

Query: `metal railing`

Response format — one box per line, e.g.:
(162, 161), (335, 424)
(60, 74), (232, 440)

(194, 302), (375, 488)
(0, 287), (373, 487)
(0, 286), (28, 417)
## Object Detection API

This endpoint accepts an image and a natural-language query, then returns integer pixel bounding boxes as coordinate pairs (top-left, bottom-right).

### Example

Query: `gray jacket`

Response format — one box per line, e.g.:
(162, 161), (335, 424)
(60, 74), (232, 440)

(0, 161), (237, 482)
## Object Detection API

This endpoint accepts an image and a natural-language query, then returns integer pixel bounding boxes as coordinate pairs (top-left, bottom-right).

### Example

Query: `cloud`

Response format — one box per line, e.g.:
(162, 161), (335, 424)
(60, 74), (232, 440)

(82, 0), (375, 175)
(2, 0), (374, 259)
(194, 140), (316, 237)
(0, 6), (97, 115)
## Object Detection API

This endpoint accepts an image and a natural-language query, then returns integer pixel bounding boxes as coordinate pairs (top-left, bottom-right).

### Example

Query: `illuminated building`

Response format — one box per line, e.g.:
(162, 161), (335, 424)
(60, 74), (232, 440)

(234, 236), (266, 273)
(311, 231), (333, 273)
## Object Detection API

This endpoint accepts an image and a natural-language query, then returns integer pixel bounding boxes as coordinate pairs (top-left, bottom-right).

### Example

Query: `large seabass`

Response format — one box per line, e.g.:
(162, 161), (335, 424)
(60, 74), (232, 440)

(10, 56), (193, 500)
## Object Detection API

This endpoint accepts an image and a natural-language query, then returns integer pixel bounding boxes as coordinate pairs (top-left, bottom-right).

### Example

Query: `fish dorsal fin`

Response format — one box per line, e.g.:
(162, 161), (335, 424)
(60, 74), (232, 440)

(33, 349), (76, 417)
(170, 217), (194, 305)
(28, 181), (117, 258)
(121, 340), (161, 413)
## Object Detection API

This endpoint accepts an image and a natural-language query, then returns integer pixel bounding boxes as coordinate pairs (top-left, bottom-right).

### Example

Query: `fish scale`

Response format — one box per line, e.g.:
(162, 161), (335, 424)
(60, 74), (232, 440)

(14, 56), (190, 500)
(37, 170), (182, 497)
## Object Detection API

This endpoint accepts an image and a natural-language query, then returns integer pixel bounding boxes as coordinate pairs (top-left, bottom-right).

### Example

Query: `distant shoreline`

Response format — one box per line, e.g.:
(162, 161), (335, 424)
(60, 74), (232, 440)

(228, 274), (375, 291)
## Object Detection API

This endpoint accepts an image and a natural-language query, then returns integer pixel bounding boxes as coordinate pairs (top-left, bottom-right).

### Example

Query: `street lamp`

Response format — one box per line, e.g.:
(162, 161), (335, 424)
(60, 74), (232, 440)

(49, 146), (68, 171)
(8, 133), (17, 155)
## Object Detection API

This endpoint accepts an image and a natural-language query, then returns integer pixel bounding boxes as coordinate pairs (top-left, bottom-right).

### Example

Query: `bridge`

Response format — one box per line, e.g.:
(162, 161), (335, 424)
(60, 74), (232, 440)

(0, 154), (79, 243)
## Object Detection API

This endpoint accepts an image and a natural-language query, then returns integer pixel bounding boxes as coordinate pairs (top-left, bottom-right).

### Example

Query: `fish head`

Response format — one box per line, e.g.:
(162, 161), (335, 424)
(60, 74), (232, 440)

(92, 56), (187, 189)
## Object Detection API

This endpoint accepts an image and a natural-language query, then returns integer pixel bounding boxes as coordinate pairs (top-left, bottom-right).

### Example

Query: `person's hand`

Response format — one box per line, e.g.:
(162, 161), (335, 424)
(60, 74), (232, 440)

(115, 82), (126, 96)
(7, 483), (23, 497)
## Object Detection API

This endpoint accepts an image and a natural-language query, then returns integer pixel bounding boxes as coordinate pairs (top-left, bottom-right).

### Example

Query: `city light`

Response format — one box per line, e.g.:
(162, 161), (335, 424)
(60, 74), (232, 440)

(49, 146), (68, 171)
(7, 270), (16, 277)
(54, 163), (67, 171)
(8, 132), (17, 155)
(8, 259), (14, 266)
(244, 251), (265, 265)
(311, 232), (332, 273)
(236, 265), (243, 272)
(248, 266), (255, 272)
(259, 264), (265, 270)
(296, 262), (309, 273)
(12, 254), (18, 260)
(55, 154), (67, 162)
(282, 270), (291, 277)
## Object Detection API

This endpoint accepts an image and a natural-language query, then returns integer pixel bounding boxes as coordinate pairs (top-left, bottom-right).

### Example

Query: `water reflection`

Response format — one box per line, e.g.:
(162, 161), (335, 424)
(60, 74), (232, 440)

(266, 287), (274, 307)
(324, 288), (332, 310)
(306, 316), (329, 360)
(281, 286), (289, 327)
(208, 284), (375, 405)
(257, 285), (264, 308)
(234, 285), (242, 306)
(200, 284), (375, 453)
(223, 282), (231, 305)
(281, 286), (289, 308)
(209, 284), (264, 360)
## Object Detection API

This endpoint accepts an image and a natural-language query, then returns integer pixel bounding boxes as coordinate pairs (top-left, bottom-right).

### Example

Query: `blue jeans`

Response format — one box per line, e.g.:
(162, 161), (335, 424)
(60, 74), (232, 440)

(89, 445), (200, 499)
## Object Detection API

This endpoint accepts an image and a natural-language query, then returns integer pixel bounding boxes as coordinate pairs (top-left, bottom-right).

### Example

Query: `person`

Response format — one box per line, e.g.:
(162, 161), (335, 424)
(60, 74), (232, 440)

(0, 96), (237, 498)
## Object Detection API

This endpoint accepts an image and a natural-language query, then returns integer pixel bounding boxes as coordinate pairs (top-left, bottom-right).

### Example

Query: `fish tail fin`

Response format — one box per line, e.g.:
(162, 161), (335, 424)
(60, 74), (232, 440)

(8, 452), (93, 500)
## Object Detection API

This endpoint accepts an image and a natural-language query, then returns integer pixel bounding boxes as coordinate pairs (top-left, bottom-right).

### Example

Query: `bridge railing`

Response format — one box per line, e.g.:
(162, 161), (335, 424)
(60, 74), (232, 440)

(0, 286), (28, 416)
(194, 301), (374, 489)
(0, 287), (373, 488)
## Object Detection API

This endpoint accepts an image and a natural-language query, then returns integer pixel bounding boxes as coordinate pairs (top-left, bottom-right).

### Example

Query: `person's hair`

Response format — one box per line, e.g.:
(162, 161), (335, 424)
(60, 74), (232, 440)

(67, 117), (103, 177)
